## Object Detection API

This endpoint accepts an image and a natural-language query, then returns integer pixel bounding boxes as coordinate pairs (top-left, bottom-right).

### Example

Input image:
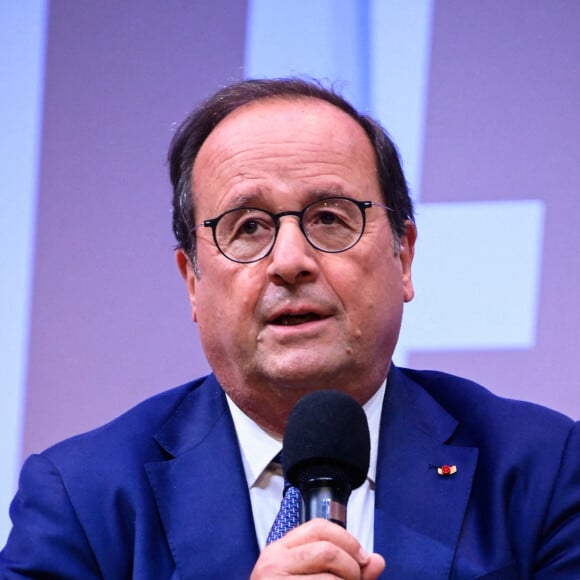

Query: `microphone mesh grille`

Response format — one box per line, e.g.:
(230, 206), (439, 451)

(283, 390), (370, 491)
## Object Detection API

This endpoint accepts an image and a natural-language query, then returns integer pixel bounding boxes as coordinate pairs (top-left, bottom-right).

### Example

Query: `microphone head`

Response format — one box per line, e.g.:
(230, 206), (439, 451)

(282, 390), (370, 493)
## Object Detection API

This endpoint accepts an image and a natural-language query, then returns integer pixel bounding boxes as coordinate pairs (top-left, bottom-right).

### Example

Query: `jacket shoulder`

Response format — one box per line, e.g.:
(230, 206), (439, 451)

(42, 375), (210, 469)
(397, 367), (575, 445)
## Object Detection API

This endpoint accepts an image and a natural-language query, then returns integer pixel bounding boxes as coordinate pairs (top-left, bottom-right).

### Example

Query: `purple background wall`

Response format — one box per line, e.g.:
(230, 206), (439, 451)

(409, 1), (580, 414)
(23, 0), (246, 456)
(9, 0), (580, 462)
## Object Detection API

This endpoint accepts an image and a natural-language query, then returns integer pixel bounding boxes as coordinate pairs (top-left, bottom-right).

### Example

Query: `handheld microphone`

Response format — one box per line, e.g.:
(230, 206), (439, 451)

(282, 390), (370, 528)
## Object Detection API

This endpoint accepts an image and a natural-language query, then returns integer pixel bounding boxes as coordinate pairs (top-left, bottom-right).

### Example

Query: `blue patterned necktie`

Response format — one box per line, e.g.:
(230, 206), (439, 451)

(266, 454), (302, 544)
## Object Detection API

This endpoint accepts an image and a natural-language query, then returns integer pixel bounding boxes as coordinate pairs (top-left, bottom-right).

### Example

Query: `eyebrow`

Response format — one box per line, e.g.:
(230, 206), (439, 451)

(221, 184), (350, 212)
(223, 191), (266, 210)
(310, 185), (347, 198)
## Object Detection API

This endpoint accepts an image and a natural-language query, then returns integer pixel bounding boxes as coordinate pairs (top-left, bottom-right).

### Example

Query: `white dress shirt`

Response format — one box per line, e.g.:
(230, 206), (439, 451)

(226, 381), (386, 552)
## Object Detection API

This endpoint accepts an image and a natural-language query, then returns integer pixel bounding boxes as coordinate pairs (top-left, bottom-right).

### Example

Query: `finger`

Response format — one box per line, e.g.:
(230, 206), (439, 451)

(281, 518), (370, 566)
(253, 538), (362, 580)
(361, 553), (386, 580)
(289, 538), (367, 579)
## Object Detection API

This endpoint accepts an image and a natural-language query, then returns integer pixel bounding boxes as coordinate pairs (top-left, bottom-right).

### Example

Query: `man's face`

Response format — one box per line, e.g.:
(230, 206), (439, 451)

(177, 97), (415, 430)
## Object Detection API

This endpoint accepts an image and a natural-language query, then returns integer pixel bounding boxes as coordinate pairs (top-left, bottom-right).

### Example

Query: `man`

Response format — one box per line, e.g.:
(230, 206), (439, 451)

(2, 78), (579, 578)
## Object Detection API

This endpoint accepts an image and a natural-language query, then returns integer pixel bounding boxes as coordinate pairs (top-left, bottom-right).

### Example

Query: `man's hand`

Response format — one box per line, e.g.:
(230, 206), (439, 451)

(251, 519), (385, 579)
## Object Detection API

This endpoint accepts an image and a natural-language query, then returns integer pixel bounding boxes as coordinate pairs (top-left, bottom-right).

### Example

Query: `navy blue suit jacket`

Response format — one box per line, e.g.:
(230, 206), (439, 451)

(2, 366), (579, 578)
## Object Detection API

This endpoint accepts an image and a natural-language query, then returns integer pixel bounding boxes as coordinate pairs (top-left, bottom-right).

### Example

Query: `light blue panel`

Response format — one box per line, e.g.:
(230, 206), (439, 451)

(396, 200), (545, 360)
(368, 0), (435, 200)
(0, 1), (48, 546)
(245, 0), (371, 111)
(245, 0), (435, 184)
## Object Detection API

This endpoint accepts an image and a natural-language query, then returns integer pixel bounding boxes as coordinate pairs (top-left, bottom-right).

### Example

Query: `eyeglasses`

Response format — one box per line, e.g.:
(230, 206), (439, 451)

(198, 196), (392, 264)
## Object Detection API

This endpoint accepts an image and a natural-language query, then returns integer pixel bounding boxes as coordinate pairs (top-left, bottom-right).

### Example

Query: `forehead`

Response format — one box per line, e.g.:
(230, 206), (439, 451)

(191, 97), (379, 211)
(197, 96), (375, 169)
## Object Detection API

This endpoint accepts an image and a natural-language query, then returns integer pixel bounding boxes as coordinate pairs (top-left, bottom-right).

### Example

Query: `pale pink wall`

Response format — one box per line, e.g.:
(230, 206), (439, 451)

(410, 1), (580, 416)
(23, 0), (248, 456)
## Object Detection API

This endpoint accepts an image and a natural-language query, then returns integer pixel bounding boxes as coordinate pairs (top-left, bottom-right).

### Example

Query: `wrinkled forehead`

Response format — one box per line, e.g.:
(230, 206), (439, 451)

(194, 96), (377, 177)
(189, 97), (384, 225)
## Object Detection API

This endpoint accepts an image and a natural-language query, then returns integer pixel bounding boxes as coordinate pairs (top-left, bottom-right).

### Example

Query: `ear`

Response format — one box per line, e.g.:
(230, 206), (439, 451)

(399, 220), (417, 303)
(175, 249), (198, 322)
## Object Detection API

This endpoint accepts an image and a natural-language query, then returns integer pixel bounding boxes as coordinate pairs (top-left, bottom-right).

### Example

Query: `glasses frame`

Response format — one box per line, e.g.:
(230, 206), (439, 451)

(198, 196), (393, 264)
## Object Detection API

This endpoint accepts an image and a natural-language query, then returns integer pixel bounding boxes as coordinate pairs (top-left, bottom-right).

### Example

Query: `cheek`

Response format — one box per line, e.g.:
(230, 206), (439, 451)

(196, 265), (263, 328)
(344, 256), (404, 321)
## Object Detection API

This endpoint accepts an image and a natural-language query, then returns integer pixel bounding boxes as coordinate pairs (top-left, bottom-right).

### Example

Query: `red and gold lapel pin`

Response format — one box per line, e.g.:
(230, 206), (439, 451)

(436, 464), (457, 476)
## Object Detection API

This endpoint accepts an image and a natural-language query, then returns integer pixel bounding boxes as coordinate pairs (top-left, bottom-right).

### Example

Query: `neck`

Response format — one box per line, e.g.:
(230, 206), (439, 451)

(221, 368), (390, 437)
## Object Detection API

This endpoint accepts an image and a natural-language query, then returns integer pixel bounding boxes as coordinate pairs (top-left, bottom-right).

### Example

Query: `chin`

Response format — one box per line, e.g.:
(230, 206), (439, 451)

(262, 361), (355, 391)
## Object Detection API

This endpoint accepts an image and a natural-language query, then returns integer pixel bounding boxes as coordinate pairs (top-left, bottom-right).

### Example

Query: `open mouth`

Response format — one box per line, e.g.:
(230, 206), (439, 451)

(272, 313), (322, 326)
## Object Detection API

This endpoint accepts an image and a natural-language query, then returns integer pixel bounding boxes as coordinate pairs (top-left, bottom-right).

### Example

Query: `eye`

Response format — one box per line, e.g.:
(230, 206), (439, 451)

(308, 206), (350, 228)
(317, 211), (339, 225)
(227, 209), (273, 239)
(240, 218), (260, 235)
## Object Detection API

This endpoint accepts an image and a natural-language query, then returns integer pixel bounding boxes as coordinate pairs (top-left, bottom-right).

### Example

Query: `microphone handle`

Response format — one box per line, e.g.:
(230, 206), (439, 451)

(300, 480), (351, 527)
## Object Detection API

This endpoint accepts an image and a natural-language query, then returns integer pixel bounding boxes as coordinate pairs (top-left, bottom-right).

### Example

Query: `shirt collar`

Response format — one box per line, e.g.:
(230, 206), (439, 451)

(226, 380), (386, 488)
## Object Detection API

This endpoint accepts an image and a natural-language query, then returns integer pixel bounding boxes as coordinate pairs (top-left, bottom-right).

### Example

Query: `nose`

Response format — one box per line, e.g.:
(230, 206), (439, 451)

(265, 217), (319, 285)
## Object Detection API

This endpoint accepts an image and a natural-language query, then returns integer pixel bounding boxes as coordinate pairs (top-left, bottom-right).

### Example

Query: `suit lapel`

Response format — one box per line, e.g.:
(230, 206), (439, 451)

(144, 368), (478, 578)
(145, 375), (259, 579)
(374, 366), (479, 579)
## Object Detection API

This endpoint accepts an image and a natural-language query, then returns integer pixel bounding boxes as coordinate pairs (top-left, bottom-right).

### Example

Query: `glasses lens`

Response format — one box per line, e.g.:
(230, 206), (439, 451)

(215, 208), (275, 262)
(303, 198), (364, 252)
